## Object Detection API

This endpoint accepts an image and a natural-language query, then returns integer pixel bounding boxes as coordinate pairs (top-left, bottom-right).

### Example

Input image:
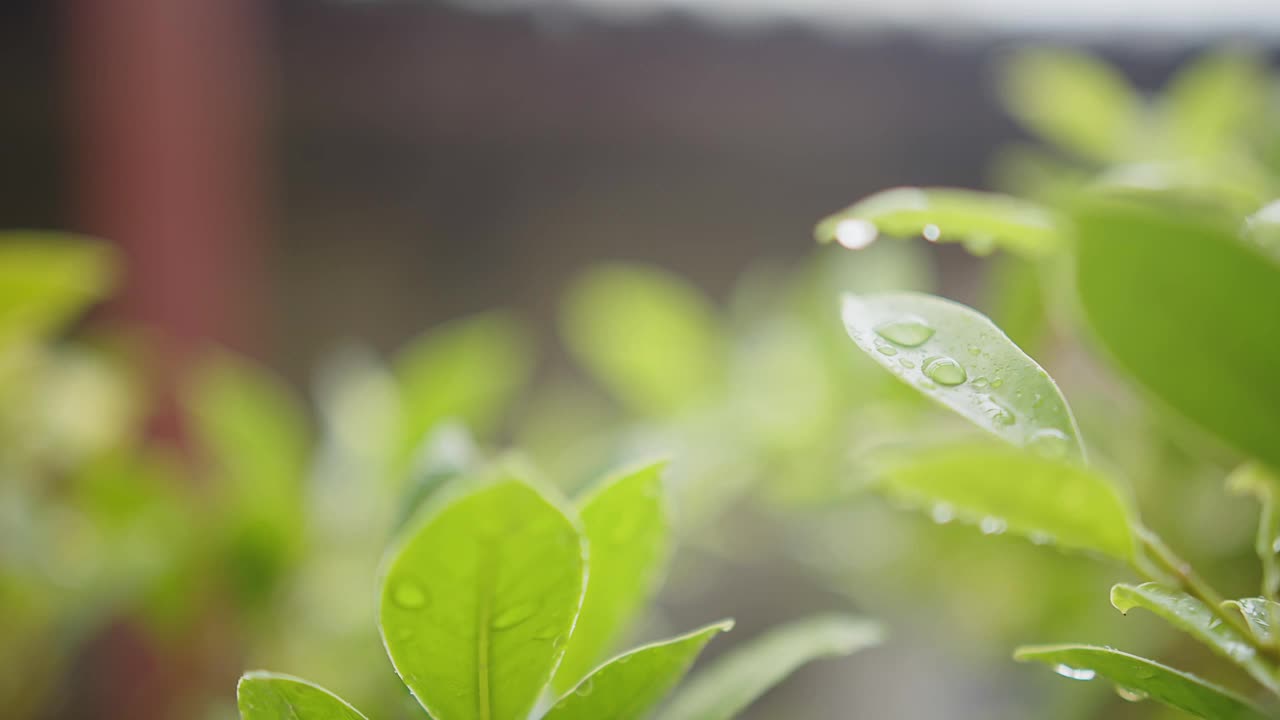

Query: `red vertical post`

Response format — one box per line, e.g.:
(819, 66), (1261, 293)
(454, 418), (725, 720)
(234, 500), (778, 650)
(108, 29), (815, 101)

(62, 1), (268, 718)
(65, 0), (267, 447)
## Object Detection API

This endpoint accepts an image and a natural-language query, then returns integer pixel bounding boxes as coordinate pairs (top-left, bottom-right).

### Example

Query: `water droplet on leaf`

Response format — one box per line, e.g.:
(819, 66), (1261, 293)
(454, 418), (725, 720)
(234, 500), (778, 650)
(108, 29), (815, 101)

(875, 343), (898, 356)
(923, 224), (941, 242)
(835, 219), (878, 250)
(1053, 664), (1096, 681)
(392, 579), (429, 610)
(923, 356), (967, 386)
(1115, 686), (1148, 702)
(931, 503), (955, 524)
(874, 318), (935, 347)
(980, 516), (1007, 535)
(1027, 428), (1070, 459)
(574, 679), (594, 697)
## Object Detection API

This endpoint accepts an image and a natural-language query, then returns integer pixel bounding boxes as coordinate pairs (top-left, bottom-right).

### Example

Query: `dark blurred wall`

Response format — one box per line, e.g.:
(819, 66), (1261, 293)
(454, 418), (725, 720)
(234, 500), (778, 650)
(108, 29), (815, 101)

(0, 1), (1205, 376)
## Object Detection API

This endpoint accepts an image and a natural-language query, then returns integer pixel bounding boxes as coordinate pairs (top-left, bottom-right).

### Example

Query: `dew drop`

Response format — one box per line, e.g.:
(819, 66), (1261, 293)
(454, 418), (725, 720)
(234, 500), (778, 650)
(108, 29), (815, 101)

(1271, 537), (1280, 554)
(1115, 686), (1148, 702)
(1029, 531), (1053, 546)
(574, 679), (595, 697)
(898, 358), (916, 369)
(923, 356), (967, 386)
(1027, 428), (1070, 459)
(392, 579), (429, 610)
(835, 219), (879, 250)
(874, 318), (935, 348)
(875, 343), (898, 356)
(1053, 664), (1096, 681)
(983, 396), (1016, 426)
(923, 224), (941, 242)
(492, 602), (539, 631)
(1135, 667), (1156, 680)
(980, 516), (1007, 535)
(972, 377), (989, 389)
(967, 346), (981, 356)
(991, 378), (1004, 388)
(931, 503), (955, 524)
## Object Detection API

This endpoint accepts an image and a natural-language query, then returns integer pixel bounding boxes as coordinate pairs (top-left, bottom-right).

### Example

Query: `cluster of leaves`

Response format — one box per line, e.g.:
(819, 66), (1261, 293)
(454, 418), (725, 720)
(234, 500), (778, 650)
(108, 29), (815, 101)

(815, 47), (1280, 716)
(237, 463), (881, 720)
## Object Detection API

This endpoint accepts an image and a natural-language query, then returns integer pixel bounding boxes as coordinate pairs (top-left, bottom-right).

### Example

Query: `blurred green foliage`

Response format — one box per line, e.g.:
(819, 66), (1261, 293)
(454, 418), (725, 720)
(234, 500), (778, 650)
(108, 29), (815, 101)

(4, 43), (1280, 720)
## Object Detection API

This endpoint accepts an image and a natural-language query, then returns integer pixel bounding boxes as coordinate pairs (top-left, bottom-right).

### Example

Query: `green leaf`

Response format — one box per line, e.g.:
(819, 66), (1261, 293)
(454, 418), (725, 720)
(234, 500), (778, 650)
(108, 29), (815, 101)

(394, 311), (531, 461)
(186, 354), (309, 609)
(553, 462), (670, 693)
(841, 292), (1084, 459)
(0, 233), (117, 348)
(1071, 197), (1280, 472)
(815, 188), (1061, 258)
(1014, 645), (1271, 720)
(543, 621), (731, 720)
(379, 480), (585, 720)
(1111, 583), (1280, 694)
(392, 422), (480, 536)
(561, 263), (723, 417)
(237, 672), (368, 720)
(1244, 200), (1280, 261)
(662, 615), (883, 720)
(1224, 597), (1280, 647)
(1164, 48), (1268, 159)
(877, 443), (1135, 560)
(997, 48), (1142, 162)
(1227, 464), (1280, 600)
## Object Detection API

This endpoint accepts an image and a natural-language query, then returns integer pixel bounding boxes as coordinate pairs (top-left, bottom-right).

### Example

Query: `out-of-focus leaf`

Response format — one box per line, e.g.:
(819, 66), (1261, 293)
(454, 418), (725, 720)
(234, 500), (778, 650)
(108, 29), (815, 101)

(842, 292), (1084, 459)
(1093, 161), (1271, 215)
(1111, 583), (1280, 694)
(561, 263), (723, 418)
(0, 233), (117, 349)
(662, 615), (882, 720)
(1072, 197), (1280, 472)
(1244, 199), (1280, 261)
(815, 188), (1060, 258)
(877, 443), (1135, 560)
(186, 354), (309, 609)
(237, 672), (368, 720)
(1226, 463), (1280, 600)
(1164, 48), (1269, 158)
(391, 423), (479, 536)
(1224, 597), (1280, 647)
(554, 462), (670, 692)
(1015, 645), (1270, 720)
(983, 253), (1048, 354)
(379, 480), (584, 720)
(394, 311), (531, 462)
(543, 621), (731, 720)
(997, 48), (1142, 162)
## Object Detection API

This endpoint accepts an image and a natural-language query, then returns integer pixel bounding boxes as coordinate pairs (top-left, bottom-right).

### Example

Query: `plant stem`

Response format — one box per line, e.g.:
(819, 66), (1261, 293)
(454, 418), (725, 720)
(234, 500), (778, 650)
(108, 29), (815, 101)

(1137, 529), (1266, 654)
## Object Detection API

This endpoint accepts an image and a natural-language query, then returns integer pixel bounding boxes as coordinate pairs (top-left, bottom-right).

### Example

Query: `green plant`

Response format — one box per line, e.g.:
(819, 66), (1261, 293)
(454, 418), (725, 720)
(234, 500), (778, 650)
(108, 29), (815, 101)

(818, 185), (1280, 718)
(235, 462), (881, 720)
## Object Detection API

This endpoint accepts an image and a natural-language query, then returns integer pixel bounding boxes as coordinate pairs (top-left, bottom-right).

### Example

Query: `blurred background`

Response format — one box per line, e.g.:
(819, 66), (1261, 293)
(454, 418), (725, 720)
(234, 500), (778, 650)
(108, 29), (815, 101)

(4, 1), (1280, 719)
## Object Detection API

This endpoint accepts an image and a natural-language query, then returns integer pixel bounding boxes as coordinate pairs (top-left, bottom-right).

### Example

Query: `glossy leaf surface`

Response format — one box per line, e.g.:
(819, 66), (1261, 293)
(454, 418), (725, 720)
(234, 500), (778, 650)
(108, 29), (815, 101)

(380, 481), (585, 720)
(543, 621), (731, 720)
(554, 462), (670, 692)
(842, 292), (1084, 459)
(1015, 645), (1270, 720)
(815, 187), (1060, 257)
(237, 672), (368, 720)
(1111, 583), (1280, 694)
(877, 443), (1135, 560)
